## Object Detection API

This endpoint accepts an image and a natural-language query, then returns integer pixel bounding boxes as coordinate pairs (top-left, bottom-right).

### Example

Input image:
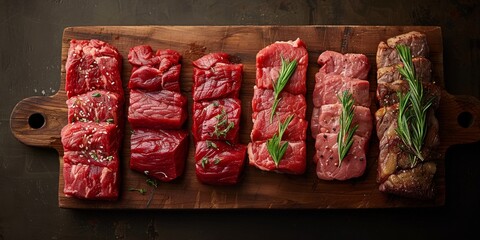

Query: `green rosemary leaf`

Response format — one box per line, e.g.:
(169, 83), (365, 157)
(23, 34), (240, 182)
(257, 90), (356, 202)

(129, 188), (147, 195)
(266, 115), (294, 167)
(395, 44), (433, 165)
(337, 90), (359, 166)
(270, 57), (297, 122)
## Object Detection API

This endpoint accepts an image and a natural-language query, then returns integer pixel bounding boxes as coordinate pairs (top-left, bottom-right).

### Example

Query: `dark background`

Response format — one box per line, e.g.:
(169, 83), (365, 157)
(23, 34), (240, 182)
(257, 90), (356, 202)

(1, 0), (479, 239)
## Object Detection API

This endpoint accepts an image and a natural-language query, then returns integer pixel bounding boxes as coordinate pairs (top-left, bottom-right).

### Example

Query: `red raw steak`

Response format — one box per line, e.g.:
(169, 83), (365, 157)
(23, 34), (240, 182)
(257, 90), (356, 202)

(66, 90), (123, 124)
(314, 133), (368, 180)
(61, 122), (120, 153)
(195, 141), (247, 185)
(192, 98), (241, 143)
(255, 38), (308, 95)
(317, 50), (370, 79)
(313, 72), (370, 108)
(310, 104), (372, 139)
(247, 141), (306, 175)
(130, 129), (189, 182)
(192, 53), (243, 101)
(63, 151), (119, 200)
(65, 39), (123, 97)
(128, 89), (187, 129)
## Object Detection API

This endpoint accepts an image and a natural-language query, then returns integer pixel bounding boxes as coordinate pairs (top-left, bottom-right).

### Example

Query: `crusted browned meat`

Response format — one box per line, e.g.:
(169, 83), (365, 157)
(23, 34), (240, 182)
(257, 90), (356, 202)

(379, 162), (437, 200)
(376, 31), (429, 68)
(377, 57), (432, 84)
(375, 31), (440, 200)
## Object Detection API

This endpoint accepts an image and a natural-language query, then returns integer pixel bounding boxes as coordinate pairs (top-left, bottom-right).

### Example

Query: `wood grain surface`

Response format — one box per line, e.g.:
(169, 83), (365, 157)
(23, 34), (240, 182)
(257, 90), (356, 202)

(10, 25), (480, 209)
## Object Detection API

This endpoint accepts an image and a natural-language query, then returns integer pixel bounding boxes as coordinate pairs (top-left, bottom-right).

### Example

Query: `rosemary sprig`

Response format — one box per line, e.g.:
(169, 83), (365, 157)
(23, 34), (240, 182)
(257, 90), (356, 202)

(395, 45), (433, 166)
(128, 188), (147, 195)
(266, 115), (294, 167)
(270, 57), (297, 122)
(337, 90), (359, 166)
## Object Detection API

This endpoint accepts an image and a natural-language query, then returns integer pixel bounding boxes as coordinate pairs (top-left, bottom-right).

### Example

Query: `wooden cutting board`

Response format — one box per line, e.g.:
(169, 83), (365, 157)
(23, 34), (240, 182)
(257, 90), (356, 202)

(10, 26), (480, 209)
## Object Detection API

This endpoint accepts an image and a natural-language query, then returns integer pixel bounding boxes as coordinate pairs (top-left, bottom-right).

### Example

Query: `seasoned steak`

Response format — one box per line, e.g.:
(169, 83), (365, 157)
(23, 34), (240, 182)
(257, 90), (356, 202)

(63, 151), (119, 200)
(192, 98), (242, 143)
(128, 89), (187, 129)
(375, 31), (440, 199)
(61, 122), (120, 153)
(314, 133), (368, 180)
(195, 141), (247, 185)
(311, 104), (372, 139)
(376, 31), (429, 68)
(377, 57), (432, 84)
(65, 39), (123, 98)
(67, 90), (123, 124)
(311, 50), (372, 180)
(130, 129), (189, 182)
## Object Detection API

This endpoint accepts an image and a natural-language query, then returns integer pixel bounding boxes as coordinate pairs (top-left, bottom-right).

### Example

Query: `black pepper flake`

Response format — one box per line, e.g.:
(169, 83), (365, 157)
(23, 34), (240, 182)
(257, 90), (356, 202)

(320, 155), (324, 158)
(323, 135), (327, 139)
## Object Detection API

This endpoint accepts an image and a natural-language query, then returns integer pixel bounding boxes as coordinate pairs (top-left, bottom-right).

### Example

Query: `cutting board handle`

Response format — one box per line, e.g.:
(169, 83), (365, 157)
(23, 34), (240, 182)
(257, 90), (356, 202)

(438, 91), (480, 151)
(10, 92), (67, 152)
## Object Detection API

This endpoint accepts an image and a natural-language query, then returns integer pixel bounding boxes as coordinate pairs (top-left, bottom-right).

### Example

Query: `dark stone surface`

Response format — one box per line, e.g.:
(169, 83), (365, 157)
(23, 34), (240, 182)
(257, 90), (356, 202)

(0, 0), (478, 239)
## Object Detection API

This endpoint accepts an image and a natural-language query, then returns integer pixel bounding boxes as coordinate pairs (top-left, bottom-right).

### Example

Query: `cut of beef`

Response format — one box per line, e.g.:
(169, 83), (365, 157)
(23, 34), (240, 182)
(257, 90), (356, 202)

(128, 45), (188, 183)
(249, 39), (308, 174)
(251, 87), (306, 118)
(255, 38), (308, 95)
(67, 90), (123, 124)
(61, 122), (120, 153)
(63, 151), (119, 200)
(250, 110), (307, 141)
(195, 141), (247, 185)
(128, 89), (187, 129)
(65, 39), (123, 98)
(314, 133), (368, 180)
(62, 39), (123, 201)
(311, 50), (372, 180)
(377, 57), (431, 84)
(192, 53), (243, 101)
(376, 31), (429, 68)
(128, 47), (182, 92)
(130, 129), (189, 182)
(192, 52), (247, 185)
(375, 31), (440, 199)
(192, 98), (241, 143)
(129, 65), (181, 92)
(313, 72), (370, 108)
(310, 104), (372, 139)
(248, 141), (306, 175)
(317, 51), (370, 79)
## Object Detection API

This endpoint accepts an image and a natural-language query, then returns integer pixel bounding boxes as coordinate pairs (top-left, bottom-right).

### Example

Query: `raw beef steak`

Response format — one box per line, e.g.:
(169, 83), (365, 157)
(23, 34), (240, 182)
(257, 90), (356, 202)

(130, 129), (189, 182)
(192, 53), (243, 101)
(65, 39), (123, 97)
(128, 89), (187, 129)
(248, 141), (306, 175)
(63, 151), (119, 200)
(192, 98), (241, 143)
(66, 90), (123, 124)
(255, 38), (308, 95)
(195, 141), (247, 185)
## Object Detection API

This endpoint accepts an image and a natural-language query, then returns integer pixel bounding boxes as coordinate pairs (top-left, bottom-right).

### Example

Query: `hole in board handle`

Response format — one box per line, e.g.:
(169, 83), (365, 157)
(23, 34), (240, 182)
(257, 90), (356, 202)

(28, 113), (46, 129)
(457, 111), (474, 128)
